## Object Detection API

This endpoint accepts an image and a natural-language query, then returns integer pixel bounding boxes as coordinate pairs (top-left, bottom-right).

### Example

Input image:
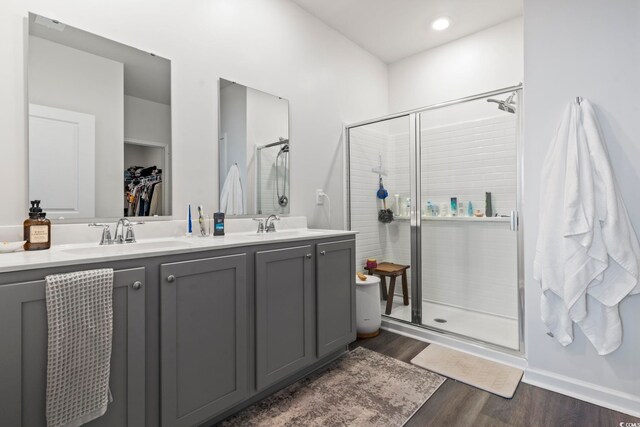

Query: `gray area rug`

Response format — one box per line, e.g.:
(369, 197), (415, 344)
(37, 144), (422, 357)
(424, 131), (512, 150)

(220, 347), (446, 426)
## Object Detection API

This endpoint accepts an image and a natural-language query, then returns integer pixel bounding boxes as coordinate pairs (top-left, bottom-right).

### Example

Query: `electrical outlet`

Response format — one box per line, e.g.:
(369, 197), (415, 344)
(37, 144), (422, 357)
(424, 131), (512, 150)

(316, 189), (324, 205)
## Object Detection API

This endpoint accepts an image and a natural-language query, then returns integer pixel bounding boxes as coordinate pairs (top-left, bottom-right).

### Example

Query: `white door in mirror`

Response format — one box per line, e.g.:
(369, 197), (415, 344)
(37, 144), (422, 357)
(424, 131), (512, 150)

(29, 104), (95, 219)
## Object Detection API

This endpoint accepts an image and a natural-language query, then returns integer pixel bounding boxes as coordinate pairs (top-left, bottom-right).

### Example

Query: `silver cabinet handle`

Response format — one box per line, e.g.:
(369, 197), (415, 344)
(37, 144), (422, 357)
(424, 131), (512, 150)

(306, 253), (312, 259)
(132, 281), (142, 290)
(167, 275), (176, 283)
(320, 250), (326, 255)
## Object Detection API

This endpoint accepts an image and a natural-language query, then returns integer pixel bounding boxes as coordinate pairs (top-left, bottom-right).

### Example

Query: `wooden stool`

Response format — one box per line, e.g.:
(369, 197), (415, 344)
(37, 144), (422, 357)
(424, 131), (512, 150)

(365, 262), (410, 315)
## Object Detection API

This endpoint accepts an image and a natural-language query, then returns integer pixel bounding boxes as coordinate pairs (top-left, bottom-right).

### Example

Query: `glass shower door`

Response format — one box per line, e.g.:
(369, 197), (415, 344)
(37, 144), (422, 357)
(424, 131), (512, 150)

(348, 114), (416, 322)
(418, 92), (521, 350)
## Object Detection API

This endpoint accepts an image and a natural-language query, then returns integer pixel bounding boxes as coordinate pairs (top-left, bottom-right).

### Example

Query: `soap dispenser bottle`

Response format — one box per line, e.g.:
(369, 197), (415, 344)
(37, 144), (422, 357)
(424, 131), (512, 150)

(24, 200), (51, 251)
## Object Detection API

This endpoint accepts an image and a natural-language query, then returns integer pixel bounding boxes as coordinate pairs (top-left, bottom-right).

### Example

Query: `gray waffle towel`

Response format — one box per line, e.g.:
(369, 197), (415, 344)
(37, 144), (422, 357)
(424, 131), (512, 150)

(45, 268), (114, 427)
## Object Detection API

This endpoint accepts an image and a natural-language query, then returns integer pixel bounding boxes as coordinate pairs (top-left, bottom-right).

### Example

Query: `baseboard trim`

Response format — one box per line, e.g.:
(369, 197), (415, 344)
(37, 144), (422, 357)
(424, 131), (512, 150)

(523, 367), (640, 418)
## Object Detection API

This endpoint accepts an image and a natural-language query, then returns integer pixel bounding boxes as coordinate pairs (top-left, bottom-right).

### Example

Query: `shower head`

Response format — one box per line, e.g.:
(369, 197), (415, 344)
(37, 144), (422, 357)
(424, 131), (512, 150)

(487, 92), (517, 114)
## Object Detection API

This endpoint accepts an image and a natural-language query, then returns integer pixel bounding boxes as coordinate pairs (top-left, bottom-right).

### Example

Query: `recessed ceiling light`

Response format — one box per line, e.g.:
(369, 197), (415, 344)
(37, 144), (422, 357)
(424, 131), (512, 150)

(431, 17), (451, 31)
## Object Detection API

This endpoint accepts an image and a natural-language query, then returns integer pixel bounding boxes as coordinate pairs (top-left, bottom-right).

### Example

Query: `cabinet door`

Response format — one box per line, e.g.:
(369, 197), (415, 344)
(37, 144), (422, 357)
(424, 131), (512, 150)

(160, 254), (248, 427)
(0, 268), (146, 427)
(255, 245), (314, 391)
(317, 240), (357, 357)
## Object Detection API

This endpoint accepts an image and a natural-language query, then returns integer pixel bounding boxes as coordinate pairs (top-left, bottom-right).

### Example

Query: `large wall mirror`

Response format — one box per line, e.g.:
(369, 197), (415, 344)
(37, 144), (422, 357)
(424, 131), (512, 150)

(218, 79), (290, 216)
(27, 13), (172, 220)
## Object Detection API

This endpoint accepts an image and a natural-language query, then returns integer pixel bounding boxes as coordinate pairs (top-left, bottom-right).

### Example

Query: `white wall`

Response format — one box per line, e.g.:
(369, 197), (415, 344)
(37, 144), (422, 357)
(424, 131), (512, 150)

(0, 0), (388, 226)
(523, 0), (640, 415)
(28, 35), (123, 217)
(389, 17), (523, 112)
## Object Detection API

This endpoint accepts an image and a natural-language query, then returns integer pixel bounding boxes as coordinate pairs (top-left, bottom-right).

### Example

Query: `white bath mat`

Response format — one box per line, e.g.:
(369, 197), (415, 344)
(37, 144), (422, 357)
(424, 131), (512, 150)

(410, 344), (523, 398)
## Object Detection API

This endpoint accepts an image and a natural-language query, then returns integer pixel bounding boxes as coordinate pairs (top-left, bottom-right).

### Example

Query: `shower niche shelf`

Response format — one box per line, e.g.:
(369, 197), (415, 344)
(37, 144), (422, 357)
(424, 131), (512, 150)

(392, 215), (509, 222)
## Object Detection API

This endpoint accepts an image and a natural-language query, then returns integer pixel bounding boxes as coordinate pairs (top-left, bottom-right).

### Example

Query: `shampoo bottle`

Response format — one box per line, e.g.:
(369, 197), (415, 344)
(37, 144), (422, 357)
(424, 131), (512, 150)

(24, 200), (51, 251)
(485, 192), (493, 217)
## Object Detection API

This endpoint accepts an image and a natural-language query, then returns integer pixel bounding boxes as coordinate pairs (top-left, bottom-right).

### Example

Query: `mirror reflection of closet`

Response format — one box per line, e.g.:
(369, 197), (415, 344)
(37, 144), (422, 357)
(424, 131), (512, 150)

(218, 78), (290, 216)
(27, 13), (172, 220)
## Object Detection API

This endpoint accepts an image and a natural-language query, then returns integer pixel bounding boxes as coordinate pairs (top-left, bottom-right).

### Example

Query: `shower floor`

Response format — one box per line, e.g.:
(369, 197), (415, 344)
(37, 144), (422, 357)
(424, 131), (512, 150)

(381, 298), (519, 350)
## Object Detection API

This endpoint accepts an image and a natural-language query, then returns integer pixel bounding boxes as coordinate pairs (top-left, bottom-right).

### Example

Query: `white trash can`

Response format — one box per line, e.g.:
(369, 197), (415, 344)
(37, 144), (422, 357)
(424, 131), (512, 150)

(356, 274), (381, 338)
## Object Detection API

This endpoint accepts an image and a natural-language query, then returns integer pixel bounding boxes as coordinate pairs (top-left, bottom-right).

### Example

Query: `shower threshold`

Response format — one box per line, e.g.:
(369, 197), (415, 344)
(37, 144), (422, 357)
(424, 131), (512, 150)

(381, 298), (519, 350)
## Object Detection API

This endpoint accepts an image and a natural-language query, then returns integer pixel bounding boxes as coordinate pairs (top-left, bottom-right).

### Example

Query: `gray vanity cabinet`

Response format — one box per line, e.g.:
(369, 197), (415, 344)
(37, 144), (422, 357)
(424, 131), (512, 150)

(160, 254), (248, 427)
(0, 267), (146, 427)
(316, 239), (356, 357)
(255, 245), (315, 391)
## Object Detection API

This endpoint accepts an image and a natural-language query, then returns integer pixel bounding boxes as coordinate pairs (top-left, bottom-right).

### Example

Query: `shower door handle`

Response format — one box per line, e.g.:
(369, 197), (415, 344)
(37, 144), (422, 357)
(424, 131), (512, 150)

(510, 211), (518, 232)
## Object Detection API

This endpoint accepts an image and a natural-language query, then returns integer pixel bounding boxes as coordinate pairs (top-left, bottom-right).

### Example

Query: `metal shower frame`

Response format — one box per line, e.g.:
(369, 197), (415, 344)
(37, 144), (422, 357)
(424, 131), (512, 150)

(344, 83), (525, 356)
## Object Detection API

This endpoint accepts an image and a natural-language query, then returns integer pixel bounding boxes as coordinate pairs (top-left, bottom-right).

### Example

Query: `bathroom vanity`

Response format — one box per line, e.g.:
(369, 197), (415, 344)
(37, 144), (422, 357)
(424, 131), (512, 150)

(0, 229), (356, 427)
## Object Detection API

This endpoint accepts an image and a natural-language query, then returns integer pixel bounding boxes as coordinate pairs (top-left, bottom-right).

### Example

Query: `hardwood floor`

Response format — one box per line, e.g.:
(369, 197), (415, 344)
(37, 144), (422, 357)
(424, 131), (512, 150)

(349, 330), (639, 427)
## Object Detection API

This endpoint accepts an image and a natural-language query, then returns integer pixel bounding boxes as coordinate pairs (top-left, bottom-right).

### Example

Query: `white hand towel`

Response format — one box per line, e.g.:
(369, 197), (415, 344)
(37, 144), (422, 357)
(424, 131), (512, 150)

(220, 164), (244, 215)
(534, 99), (640, 355)
(45, 268), (114, 427)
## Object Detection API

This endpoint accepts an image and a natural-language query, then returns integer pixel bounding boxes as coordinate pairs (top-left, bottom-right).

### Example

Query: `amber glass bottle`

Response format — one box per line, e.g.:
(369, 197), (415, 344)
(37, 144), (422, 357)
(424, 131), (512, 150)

(24, 200), (51, 251)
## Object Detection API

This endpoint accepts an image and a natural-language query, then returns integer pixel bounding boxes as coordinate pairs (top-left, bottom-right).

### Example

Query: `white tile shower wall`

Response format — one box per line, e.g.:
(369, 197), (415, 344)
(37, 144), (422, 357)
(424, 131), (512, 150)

(422, 221), (518, 318)
(422, 114), (517, 317)
(422, 115), (517, 216)
(370, 114), (518, 317)
(383, 132), (413, 292)
(349, 126), (391, 273)
(349, 125), (414, 302)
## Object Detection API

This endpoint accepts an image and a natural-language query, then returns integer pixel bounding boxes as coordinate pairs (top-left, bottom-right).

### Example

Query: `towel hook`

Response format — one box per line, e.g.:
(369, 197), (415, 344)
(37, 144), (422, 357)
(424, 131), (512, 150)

(575, 96), (582, 105)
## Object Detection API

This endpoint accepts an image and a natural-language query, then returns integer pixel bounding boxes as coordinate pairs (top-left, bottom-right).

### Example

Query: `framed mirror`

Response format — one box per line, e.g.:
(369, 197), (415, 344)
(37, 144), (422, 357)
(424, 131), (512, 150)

(27, 13), (172, 221)
(218, 79), (290, 216)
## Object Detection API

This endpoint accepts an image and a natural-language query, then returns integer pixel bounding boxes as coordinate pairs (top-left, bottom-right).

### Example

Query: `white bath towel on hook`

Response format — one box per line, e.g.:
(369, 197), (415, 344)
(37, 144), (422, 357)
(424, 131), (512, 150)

(533, 98), (640, 355)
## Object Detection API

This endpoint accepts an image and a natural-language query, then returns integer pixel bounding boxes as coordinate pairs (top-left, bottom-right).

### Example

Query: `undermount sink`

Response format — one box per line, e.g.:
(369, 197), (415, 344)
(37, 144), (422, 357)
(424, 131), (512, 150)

(227, 229), (327, 241)
(62, 240), (193, 256)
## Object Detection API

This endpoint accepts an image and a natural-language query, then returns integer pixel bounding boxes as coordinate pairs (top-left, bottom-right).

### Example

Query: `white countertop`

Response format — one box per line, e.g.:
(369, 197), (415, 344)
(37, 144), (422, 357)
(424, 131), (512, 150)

(0, 226), (356, 274)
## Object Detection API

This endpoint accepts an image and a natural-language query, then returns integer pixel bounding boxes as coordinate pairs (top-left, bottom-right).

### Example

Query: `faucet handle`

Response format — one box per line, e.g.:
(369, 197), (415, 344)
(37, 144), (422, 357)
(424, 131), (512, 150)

(253, 218), (265, 233)
(125, 221), (144, 243)
(125, 225), (136, 243)
(89, 223), (110, 227)
(89, 223), (113, 245)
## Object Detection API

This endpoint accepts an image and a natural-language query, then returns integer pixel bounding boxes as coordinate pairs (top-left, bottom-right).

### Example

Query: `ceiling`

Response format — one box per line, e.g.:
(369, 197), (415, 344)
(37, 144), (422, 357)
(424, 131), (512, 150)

(290, 0), (523, 63)
(29, 14), (171, 105)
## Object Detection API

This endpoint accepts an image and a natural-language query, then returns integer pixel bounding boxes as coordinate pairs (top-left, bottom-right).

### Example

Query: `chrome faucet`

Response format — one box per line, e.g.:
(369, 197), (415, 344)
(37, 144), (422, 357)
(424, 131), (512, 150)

(265, 214), (280, 232)
(89, 218), (144, 245)
(114, 218), (144, 243)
